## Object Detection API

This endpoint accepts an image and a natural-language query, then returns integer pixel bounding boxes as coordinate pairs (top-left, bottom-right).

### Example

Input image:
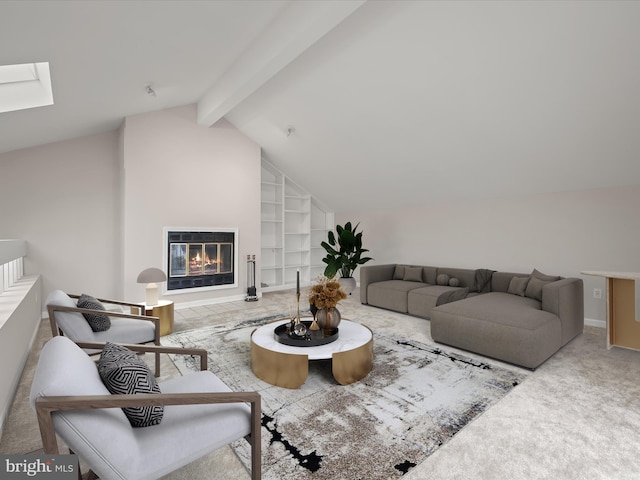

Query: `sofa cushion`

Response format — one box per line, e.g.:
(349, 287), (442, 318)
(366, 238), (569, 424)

(97, 342), (164, 428)
(407, 285), (467, 319)
(368, 280), (428, 313)
(431, 292), (561, 369)
(436, 274), (449, 285)
(526, 269), (562, 301)
(403, 266), (423, 282)
(77, 293), (111, 332)
(437, 287), (469, 305)
(508, 276), (530, 297)
(490, 272), (528, 293)
(393, 265), (407, 280)
(422, 266), (438, 285)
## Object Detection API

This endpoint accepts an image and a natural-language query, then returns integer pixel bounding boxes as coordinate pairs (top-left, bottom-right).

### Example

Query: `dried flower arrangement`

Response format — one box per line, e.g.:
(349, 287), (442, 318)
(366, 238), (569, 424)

(308, 276), (347, 309)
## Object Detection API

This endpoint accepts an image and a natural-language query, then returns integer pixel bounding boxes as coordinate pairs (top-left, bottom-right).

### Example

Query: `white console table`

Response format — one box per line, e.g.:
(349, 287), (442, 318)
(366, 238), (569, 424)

(581, 271), (640, 350)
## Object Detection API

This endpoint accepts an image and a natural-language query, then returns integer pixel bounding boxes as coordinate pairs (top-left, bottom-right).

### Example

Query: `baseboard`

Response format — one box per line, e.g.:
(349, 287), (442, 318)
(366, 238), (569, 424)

(173, 292), (262, 310)
(585, 317), (605, 329)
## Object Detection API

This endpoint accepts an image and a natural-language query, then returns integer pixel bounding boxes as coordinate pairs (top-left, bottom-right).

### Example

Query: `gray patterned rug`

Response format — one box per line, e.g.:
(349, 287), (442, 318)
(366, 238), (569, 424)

(162, 315), (528, 479)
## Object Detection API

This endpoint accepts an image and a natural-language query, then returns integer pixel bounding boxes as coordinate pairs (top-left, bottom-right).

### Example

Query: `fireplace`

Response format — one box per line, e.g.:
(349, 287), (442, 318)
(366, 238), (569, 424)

(164, 228), (238, 293)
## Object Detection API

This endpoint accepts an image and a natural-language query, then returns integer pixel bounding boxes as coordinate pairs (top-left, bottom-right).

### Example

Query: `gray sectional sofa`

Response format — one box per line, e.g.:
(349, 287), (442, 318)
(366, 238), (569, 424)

(360, 264), (584, 369)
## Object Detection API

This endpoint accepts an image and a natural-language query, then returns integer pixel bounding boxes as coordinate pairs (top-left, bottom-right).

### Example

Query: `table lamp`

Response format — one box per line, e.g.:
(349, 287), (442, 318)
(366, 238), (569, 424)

(137, 267), (167, 306)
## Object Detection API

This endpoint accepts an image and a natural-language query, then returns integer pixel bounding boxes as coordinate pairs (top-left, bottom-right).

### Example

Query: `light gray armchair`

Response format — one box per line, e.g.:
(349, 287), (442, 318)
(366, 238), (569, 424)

(46, 289), (161, 375)
(30, 336), (261, 480)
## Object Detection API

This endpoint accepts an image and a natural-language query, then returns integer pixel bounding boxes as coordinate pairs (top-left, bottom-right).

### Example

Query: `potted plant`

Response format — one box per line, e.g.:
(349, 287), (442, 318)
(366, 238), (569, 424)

(320, 221), (373, 293)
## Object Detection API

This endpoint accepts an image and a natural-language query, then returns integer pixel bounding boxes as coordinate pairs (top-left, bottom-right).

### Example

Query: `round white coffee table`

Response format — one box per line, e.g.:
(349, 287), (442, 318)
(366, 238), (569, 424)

(250, 318), (373, 389)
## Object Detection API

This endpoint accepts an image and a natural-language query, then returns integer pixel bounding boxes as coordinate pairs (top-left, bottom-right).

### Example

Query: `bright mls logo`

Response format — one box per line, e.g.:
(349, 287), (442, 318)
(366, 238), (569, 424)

(1, 455), (77, 479)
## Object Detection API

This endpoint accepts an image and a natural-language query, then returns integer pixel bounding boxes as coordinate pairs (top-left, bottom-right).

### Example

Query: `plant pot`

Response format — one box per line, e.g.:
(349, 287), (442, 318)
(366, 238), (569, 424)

(316, 307), (341, 334)
(338, 277), (356, 295)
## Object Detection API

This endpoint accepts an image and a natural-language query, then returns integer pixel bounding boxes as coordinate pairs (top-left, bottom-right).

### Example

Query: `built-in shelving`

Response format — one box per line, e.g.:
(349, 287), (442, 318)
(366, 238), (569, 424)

(260, 159), (333, 292)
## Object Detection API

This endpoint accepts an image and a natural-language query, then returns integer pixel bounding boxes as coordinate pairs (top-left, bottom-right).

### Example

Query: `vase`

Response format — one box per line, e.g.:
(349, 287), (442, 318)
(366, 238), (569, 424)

(316, 306), (341, 334)
(338, 277), (356, 295)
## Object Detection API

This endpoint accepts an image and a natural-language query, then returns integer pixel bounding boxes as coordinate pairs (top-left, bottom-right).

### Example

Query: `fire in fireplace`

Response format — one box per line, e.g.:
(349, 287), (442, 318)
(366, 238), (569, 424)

(164, 229), (237, 292)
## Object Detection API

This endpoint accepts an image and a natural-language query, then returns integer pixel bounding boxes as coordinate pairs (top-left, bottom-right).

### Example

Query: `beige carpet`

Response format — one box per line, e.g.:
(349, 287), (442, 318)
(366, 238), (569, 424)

(2, 289), (640, 479)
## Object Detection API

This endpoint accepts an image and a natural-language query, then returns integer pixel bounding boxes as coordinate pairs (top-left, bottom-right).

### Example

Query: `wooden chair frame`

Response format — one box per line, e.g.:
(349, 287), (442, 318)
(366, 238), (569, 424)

(35, 341), (261, 480)
(47, 294), (162, 375)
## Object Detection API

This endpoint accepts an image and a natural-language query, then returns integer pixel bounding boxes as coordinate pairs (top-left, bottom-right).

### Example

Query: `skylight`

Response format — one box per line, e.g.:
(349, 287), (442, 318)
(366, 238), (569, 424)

(0, 62), (53, 114)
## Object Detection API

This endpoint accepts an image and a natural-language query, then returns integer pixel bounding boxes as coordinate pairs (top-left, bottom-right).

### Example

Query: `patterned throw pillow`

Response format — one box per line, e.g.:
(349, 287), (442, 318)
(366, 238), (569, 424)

(97, 342), (164, 428)
(77, 294), (111, 332)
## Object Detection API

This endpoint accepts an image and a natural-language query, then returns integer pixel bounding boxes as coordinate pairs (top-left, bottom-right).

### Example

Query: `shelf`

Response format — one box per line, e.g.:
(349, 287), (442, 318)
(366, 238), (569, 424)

(261, 158), (332, 293)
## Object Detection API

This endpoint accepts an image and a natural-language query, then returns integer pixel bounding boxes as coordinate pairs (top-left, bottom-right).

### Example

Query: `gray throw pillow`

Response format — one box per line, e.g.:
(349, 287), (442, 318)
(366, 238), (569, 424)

(525, 269), (562, 301)
(403, 267), (423, 282)
(436, 274), (450, 286)
(448, 277), (460, 287)
(97, 342), (163, 428)
(77, 294), (111, 332)
(508, 276), (530, 297)
(393, 265), (405, 280)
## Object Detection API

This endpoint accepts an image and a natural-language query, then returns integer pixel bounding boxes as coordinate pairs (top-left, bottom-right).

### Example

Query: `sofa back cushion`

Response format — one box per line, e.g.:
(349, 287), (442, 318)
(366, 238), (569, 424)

(393, 265), (407, 280)
(422, 266), (437, 284)
(393, 265), (437, 284)
(491, 272), (529, 293)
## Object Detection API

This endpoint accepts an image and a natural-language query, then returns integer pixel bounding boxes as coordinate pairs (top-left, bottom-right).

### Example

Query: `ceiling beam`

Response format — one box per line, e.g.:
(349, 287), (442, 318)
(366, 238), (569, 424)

(197, 0), (366, 127)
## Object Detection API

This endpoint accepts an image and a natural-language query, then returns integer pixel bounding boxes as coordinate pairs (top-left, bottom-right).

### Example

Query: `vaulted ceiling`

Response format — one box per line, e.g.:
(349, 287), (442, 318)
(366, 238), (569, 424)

(2, 1), (640, 212)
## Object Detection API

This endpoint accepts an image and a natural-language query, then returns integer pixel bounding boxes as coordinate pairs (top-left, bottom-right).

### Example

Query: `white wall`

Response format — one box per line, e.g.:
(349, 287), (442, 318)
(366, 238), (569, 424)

(337, 185), (640, 323)
(0, 131), (121, 299)
(0, 105), (261, 307)
(121, 105), (261, 303)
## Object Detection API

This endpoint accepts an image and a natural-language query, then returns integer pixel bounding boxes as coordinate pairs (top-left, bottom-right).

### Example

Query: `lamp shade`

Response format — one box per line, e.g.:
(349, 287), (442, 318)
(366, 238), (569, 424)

(137, 267), (167, 284)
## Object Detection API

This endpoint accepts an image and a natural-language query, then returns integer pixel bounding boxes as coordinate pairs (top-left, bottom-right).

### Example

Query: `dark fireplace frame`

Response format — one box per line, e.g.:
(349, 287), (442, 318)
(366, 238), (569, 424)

(163, 228), (238, 294)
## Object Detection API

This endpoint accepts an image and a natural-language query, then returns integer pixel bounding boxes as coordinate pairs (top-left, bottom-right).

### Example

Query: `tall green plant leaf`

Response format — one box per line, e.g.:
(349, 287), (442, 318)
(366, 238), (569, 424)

(320, 221), (373, 278)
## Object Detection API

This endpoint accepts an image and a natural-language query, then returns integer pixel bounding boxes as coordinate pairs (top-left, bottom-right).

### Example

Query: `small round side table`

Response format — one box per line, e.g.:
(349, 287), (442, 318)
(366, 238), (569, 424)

(138, 300), (174, 336)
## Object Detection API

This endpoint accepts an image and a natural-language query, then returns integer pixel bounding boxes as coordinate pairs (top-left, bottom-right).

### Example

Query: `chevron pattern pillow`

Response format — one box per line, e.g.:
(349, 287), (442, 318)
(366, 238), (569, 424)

(77, 294), (111, 332)
(97, 342), (164, 427)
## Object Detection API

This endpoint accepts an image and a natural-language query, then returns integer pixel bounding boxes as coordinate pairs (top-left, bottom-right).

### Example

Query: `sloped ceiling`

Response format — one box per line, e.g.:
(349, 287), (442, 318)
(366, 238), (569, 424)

(2, 1), (640, 212)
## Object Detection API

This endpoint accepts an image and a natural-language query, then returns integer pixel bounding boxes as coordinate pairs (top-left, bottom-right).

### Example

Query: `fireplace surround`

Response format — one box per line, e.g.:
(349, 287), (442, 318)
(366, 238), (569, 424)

(164, 228), (238, 293)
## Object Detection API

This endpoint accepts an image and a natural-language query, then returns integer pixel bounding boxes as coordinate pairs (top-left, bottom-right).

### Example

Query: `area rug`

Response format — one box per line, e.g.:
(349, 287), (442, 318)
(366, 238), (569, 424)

(162, 315), (528, 479)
